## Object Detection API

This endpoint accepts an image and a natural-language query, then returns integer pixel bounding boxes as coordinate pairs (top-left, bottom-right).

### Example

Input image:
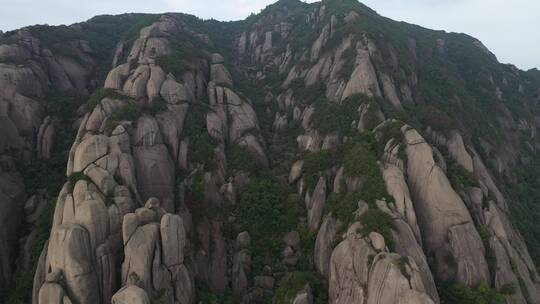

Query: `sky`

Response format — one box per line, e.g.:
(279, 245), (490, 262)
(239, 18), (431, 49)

(0, 0), (538, 70)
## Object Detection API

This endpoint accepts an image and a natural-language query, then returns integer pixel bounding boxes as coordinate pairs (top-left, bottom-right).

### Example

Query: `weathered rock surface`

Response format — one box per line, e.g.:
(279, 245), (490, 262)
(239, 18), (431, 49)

(14, 6), (540, 304)
(404, 127), (488, 284)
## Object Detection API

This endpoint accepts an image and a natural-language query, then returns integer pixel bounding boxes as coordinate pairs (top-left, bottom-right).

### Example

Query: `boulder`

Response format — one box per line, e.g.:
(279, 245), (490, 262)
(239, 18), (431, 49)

(404, 127), (487, 284)
(134, 145), (175, 212)
(341, 43), (381, 101)
(329, 236), (374, 304)
(368, 232), (385, 251)
(160, 214), (186, 266)
(111, 285), (150, 304)
(315, 215), (340, 277)
(307, 177), (327, 231)
(392, 219), (439, 302)
(289, 160), (304, 184)
(447, 131), (473, 173)
(133, 115), (162, 146)
(210, 64), (233, 86)
(72, 134), (109, 172)
(448, 223), (490, 286)
(47, 224), (99, 304)
(38, 282), (67, 304)
(232, 249), (251, 295)
(381, 163), (421, 242)
(146, 65), (165, 102)
(160, 76), (190, 104)
(104, 63), (130, 90)
(123, 65), (150, 100)
(366, 254), (427, 304)
(122, 223), (160, 292)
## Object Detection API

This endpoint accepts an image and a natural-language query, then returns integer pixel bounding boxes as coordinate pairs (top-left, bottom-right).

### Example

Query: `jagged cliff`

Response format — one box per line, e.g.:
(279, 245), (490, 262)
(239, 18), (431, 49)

(1, 0), (540, 303)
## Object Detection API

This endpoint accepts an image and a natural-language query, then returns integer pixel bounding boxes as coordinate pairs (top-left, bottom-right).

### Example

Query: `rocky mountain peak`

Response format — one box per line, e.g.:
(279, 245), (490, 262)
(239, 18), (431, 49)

(1, 1), (540, 304)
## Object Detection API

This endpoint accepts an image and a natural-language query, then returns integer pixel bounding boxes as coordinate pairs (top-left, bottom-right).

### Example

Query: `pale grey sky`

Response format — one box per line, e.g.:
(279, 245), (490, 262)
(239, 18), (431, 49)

(0, 0), (538, 70)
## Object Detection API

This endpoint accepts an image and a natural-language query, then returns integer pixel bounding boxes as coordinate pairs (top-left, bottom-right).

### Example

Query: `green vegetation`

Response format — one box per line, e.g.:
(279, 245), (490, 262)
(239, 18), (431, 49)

(416, 106), (457, 134)
(27, 14), (161, 83)
(67, 172), (93, 192)
(6, 199), (56, 304)
(302, 150), (337, 190)
(234, 176), (299, 272)
(359, 209), (395, 250)
(156, 32), (210, 76)
(87, 88), (131, 109)
(6, 90), (82, 303)
(108, 102), (141, 122)
(182, 102), (216, 167)
(46, 90), (84, 119)
(439, 283), (505, 304)
(196, 282), (235, 304)
(338, 46), (357, 79)
(508, 155), (540, 264)
(342, 135), (392, 203)
(518, 276), (531, 303)
(185, 171), (205, 220)
(274, 271), (328, 304)
(105, 96), (168, 132)
(323, 132), (395, 244)
(311, 96), (358, 135)
(226, 144), (257, 172)
(499, 283), (516, 295)
(289, 80), (327, 105)
(375, 120), (405, 158)
(446, 156), (477, 190)
(343, 143), (377, 177)
(326, 191), (362, 225)
(477, 226), (496, 280)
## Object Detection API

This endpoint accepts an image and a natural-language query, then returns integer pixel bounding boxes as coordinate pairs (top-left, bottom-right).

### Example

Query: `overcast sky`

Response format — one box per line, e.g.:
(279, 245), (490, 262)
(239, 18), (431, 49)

(0, 0), (538, 70)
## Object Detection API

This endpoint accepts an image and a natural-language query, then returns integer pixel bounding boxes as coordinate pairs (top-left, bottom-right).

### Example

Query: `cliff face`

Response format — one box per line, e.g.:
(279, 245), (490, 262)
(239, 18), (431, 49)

(2, 0), (540, 303)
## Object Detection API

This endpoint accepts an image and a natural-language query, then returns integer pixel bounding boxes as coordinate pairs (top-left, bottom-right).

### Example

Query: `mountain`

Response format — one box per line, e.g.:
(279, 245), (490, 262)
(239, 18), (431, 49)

(1, 0), (540, 303)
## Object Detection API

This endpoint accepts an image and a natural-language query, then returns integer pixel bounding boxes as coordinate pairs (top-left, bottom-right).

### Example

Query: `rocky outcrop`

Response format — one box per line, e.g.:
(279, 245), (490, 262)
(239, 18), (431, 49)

(306, 177), (327, 231)
(341, 41), (381, 101)
(14, 4), (540, 304)
(328, 221), (435, 304)
(314, 214), (340, 277)
(121, 200), (193, 304)
(111, 285), (150, 304)
(404, 127), (489, 285)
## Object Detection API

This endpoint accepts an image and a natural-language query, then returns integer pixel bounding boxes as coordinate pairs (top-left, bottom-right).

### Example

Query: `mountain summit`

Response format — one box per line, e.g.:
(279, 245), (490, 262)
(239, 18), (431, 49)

(1, 0), (540, 303)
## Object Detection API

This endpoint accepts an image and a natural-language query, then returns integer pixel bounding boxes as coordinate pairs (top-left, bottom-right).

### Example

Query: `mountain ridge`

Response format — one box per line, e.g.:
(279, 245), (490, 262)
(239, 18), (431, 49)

(0, 0), (540, 303)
